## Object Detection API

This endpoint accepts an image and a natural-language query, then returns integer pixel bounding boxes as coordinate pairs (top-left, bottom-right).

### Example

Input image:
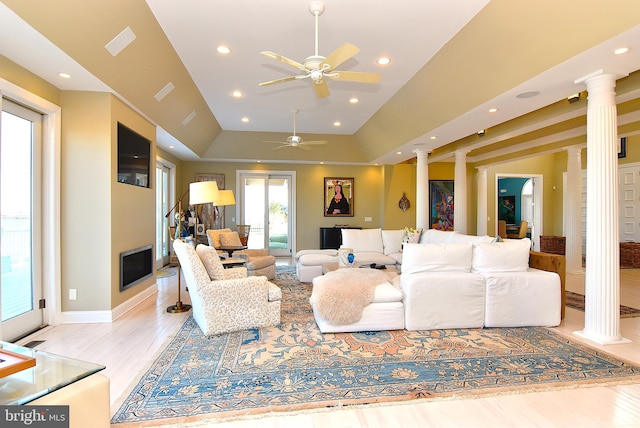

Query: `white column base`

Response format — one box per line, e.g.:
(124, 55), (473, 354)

(573, 330), (631, 345)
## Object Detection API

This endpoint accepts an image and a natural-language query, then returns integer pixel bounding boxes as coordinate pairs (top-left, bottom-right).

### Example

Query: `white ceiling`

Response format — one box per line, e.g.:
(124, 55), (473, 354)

(2, 1), (640, 165)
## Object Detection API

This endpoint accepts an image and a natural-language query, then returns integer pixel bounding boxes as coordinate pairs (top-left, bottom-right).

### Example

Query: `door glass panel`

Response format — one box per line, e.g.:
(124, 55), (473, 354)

(268, 177), (290, 256)
(1, 110), (34, 321)
(155, 163), (170, 267)
(243, 177), (266, 249)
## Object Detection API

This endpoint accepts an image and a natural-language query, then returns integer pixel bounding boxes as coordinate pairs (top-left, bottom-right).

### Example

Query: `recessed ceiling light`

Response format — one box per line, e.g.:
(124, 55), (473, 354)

(377, 57), (391, 65)
(349, 97), (359, 104)
(320, 161), (324, 164)
(396, 151), (402, 155)
(169, 145), (174, 149)
(232, 90), (244, 98)
(217, 45), (231, 54)
(241, 117), (249, 123)
(333, 121), (341, 127)
(257, 160), (262, 163)
(58, 72), (71, 79)
(430, 136), (437, 140)
(614, 47), (629, 55)
(489, 108), (498, 113)
(516, 91), (539, 99)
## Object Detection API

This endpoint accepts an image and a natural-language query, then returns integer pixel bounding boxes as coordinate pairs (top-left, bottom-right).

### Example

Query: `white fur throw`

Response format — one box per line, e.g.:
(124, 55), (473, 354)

(310, 269), (390, 325)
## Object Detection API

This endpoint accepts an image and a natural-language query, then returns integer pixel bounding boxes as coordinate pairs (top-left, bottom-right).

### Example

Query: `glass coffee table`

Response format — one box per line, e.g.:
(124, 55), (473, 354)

(0, 341), (105, 405)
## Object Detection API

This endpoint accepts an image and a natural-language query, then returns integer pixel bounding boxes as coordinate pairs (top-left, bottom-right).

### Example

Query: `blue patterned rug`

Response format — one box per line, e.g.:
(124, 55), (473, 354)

(112, 265), (640, 426)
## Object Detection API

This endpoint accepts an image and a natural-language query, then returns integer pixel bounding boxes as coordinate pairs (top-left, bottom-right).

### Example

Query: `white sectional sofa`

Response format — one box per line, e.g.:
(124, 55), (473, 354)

(300, 228), (565, 332)
(401, 238), (562, 330)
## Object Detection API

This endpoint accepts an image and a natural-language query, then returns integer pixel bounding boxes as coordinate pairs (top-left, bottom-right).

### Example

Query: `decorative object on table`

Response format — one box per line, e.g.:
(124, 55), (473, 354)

(398, 192), (410, 211)
(347, 252), (355, 266)
(0, 347), (36, 378)
(195, 173), (225, 231)
(236, 224), (250, 246)
(324, 177), (354, 217)
(338, 247), (353, 267)
(429, 180), (454, 231)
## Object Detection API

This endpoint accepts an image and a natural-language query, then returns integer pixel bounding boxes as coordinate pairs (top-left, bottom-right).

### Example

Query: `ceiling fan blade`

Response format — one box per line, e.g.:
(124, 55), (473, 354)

(272, 145), (290, 150)
(259, 76), (300, 87)
(260, 51), (305, 71)
(264, 140), (287, 144)
(314, 79), (330, 98)
(329, 70), (381, 84)
(320, 43), (359, 71)
(302, 141), (327, 145)
(297, 144), (312, 151)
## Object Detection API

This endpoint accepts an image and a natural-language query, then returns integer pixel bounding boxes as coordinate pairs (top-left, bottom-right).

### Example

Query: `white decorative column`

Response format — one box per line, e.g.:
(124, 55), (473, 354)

(454, 150), (468, 234)
(574, 72), (629, 345)
(415, 149), (429, 230)
(564, 145), (585, 274)
(476, 167), (488, 236)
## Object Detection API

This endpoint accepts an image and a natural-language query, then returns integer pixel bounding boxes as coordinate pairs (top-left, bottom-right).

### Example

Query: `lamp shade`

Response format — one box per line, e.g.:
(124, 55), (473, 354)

(214, 189), (236, 206)
(189, 181), (219, 205)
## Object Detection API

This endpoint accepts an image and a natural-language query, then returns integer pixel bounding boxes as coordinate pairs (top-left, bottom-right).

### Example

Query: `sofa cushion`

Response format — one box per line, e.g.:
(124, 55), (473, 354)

(353, 252), (397, 266)
(298, 253), (338, 266)
(448, 233), (494, 243)
(381, 229), (406, 255)
(196, 244), (225, 280)
(219, 231), (243, 247)
(472, 238), (531, 273)
(372, 282), (404, 303)
(401, 243), (473, 274)
(295, 249), (338, 259)
(342, 228), (383, 253)
(420, 229), (457, 243)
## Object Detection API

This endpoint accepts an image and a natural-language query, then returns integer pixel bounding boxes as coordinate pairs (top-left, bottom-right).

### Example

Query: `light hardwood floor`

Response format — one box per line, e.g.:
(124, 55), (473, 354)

(17, 262), (640, 427)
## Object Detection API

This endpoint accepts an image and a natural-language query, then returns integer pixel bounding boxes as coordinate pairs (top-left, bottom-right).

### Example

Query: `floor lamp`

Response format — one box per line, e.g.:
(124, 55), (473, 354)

(167, 180), (219, 313)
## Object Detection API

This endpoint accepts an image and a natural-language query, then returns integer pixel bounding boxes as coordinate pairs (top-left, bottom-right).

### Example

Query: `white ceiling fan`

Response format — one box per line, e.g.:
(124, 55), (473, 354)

(265, 109), (327, 150)
(258, 0), (381, 98)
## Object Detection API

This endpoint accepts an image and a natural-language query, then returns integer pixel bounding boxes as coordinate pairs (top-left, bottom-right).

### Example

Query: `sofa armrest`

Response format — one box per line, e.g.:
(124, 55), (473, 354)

(529, 250), (566, 319)
(222, 266), (248, 279)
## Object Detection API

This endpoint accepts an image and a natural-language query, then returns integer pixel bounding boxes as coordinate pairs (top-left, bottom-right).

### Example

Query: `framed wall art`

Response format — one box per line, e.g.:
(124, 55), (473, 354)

(498, 195), (516, 224)
(429, 180), (454, 231)
(195, 173), (225, 231)
(324, 177), (354, 217)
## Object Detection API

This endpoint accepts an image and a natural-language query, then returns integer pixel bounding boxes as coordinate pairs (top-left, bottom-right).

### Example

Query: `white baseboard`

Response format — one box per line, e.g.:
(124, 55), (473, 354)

(60, 283), (159, 324)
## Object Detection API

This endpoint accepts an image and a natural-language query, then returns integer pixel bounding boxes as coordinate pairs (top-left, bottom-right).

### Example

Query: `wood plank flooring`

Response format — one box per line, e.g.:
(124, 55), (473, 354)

(17, 262), (640, 427)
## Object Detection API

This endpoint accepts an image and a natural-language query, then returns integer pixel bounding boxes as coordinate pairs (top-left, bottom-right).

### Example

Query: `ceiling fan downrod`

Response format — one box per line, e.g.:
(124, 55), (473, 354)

(309, 1), (325, 58)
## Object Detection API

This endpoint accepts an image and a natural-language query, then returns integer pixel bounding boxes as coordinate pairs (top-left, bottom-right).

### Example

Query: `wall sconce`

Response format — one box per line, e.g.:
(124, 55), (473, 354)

(477, 129), (486, 136)
(567, 93), (580, 104)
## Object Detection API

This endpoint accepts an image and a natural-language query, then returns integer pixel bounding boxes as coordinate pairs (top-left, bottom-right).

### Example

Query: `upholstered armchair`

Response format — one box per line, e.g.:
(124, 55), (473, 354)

(206, 228), (277, 279)
(172, 240), (281, 336)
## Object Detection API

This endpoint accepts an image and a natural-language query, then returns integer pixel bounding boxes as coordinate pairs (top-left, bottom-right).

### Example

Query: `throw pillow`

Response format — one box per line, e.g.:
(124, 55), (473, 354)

(219, 231), (243, 247)
(402, 242), (473, 274)
(471, 238), (531, 273)
(195, 244), (225, 280)
(402, 227), (422, 244)
(206, 228), (231, 248)
(381, 229), (405, 255)
(341, 228), (384, 253)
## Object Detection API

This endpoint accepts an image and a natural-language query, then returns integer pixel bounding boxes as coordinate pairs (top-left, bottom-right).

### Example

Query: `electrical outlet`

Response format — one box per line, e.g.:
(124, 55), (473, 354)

(69, 289), (77, 300)
(232, 217), (235, 222)
(364, 217), (372, 222)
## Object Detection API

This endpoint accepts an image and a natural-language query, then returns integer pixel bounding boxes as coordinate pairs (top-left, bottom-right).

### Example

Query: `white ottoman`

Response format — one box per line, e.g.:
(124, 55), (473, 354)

(295, 249), (338, 282)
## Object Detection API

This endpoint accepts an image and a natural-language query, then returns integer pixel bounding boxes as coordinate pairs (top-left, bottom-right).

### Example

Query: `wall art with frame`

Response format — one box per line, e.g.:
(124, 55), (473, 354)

(195, 173), (225, 231)
(324, 177), (354, 217)
(429, 180), (454, 231)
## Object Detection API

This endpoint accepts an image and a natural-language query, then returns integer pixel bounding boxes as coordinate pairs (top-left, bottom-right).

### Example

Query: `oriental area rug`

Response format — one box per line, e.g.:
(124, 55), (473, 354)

(565, 290), (640, 318)
(111, 267), (640, 426)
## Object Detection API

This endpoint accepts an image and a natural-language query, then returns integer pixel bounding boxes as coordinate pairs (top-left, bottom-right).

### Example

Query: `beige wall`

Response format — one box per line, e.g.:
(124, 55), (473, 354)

(59, 91), (156, 311)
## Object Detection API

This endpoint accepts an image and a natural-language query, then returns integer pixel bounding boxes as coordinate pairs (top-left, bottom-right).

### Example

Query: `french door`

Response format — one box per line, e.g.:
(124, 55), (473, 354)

(1, 99), (44, 341)
(155, 161), (171, 268)
(237, 171), (295, 257)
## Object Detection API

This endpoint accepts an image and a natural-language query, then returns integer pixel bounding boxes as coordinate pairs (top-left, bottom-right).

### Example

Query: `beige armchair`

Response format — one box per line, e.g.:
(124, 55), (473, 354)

(172, 240), (281, 336)
(206, 228), (277, 280)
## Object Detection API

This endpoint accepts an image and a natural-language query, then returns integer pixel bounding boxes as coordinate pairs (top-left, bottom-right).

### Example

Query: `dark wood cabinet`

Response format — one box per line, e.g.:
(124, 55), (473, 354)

(319, 227), (361, 249)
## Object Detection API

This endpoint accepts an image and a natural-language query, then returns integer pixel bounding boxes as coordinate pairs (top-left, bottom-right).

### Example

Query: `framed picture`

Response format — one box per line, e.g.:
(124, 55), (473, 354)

(429, 180), (454, 230)
(498, 195), (516, 224)
(619, 136), (627, 158)
(324, 177), (354, 217)
(195, 173), (225, 231)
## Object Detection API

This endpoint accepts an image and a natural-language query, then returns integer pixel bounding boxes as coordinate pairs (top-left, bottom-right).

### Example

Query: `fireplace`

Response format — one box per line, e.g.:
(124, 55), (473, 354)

(120, 244), (153, 291)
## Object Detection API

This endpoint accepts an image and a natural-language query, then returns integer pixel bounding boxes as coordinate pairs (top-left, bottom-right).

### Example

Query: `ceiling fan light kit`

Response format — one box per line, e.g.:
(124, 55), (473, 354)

(265, 109), (327, 150)
(259, 1), (380, 98)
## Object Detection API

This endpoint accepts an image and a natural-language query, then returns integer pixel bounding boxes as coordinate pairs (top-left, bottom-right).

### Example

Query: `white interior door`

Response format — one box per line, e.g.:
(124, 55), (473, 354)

(619, 164), (640, 242)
